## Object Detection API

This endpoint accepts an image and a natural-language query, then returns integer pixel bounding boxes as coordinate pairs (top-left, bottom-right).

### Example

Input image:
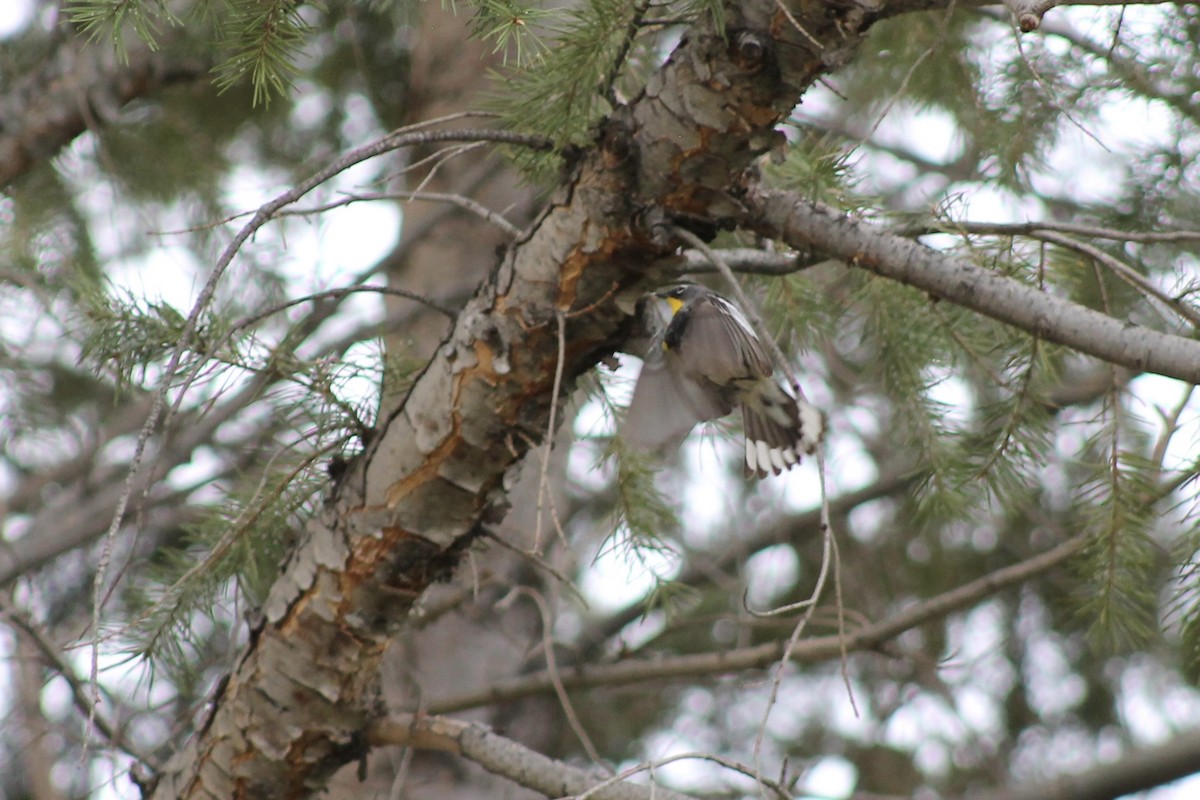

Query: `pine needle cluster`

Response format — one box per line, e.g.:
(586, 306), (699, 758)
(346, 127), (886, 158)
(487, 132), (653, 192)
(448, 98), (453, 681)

(1072, 436), (1162, 652)
(74, 279), (387, 681)
(465, 0), (556, 67)
(122, 450), (326, 678)
(78, 283), (232, 393)
(67, 0), (177, 60)
(211, 0), (318, 105)
(67, 0), (319, 105)
(765, 130), (870, 212)
(488, 0), (631, 170)
(606, 438), (680, 556)
(488, 0), (719, 179)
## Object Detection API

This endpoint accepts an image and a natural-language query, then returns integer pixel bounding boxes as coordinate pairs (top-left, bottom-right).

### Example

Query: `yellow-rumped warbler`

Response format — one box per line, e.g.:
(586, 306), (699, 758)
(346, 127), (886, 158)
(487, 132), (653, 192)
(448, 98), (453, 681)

(622, 284), (822, 478)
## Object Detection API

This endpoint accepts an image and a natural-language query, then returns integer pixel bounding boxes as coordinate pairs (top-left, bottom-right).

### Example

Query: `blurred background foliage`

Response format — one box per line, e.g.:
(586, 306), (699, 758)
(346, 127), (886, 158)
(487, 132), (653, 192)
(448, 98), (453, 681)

(2, 0), (1200, 798)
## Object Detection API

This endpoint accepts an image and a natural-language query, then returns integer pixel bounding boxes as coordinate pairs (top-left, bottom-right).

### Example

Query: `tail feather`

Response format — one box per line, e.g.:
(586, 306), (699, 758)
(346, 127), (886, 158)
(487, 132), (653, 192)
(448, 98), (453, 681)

(741, 385), (823, 479)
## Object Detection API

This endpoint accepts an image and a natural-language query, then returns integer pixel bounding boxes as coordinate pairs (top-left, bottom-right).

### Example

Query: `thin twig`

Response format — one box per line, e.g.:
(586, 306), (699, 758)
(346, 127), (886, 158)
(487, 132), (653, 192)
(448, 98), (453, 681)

(426, 531), (1091, 713)
(1033, 230), (1200, 327)
(381, 141), (489, 193)
(228, 285), (456, 337)
(773, 0), (823, 50)
(1, 596), (153, 765)
(671, 248), (818, 276)
(831, 521), (859, 718)
(1149, 385), (1196, 471)
(856, 0), (958, 148)
(902, 218), (1200, 245)
(482, 530), (587, 607)
(151, 121), (538, 236)
(500, 587), (606, 767)
(280, 190), (522, 238)
(1007, 11), (1111, 153)
(534, 311), (569, 551)
(751, 465), (836, 799)
(576, 751), (790, 800)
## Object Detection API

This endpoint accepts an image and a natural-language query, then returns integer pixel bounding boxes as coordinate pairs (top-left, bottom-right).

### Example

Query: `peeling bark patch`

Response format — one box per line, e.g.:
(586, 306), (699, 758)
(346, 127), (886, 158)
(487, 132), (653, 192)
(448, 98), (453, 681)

(558, 250), (590, 310)
(407, 357), (455, 453)
(147, 2), (891, 794)
(384, 427), (461, 507)
(558, 237), (631, 311)
(469, 339), (501, 384)
(438, 440), (512, 494)
(343, 526), (416, 590)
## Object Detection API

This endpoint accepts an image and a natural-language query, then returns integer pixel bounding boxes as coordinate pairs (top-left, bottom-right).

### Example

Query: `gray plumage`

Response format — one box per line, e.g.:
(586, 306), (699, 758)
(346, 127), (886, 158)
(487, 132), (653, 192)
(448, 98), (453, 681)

(622, 285), (822, 478)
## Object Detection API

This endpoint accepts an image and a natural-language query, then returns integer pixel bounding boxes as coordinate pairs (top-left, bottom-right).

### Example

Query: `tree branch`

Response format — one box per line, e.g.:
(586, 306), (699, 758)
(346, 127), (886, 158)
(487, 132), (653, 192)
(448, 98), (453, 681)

(898, 219), (1200, 245)
(282, 191), (524, 238)
(144, 0), (889, 793)
(747, 189), (1200, 384)
(425, 532), (1089, 713)
(669, 247), (825, 276)
(963, 727), (1200, 800)
(574, 468), (915, 656)
(368, 714), (695, 800)
(0, 596), (151, 764)
(0, 33), (209, 187)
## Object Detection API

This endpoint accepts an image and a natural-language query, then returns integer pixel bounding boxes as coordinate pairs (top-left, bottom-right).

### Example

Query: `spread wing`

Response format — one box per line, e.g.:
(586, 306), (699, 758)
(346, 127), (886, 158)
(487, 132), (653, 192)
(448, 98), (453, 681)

(671, 294), (773, 384)
(622, 346), (734, 454)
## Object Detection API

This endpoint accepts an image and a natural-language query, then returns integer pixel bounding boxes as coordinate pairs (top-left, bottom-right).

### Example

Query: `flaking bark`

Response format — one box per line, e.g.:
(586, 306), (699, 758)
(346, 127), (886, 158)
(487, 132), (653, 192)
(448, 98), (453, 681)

(143, 0), (890, 796)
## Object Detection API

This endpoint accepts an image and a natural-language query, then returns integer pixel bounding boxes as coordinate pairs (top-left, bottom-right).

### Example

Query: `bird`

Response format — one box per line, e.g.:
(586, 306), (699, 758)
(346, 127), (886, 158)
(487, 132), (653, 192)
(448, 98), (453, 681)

(622, 284), (823, 478)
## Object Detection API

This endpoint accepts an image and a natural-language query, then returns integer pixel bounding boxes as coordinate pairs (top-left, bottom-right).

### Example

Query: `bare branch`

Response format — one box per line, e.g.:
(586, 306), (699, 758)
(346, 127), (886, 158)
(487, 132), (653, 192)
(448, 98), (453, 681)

(747, 189), (1200, 384)
(575, 467), (915, 656)
(166, 189), (525, 240)
(903, 217), (1200, 325)
(500, 587), (604, 766)
(0, 33), (209, 187)
(670, 248), (824, 276)
(227, 285), (456, 334)
(425, 532), (1089, 713)
(963, 727), (1200, 800)
(898, 219), (1200, 245)
(368, 714), (695, 800)
(284, 191), (524, 238)
(0, 596), (152, 765)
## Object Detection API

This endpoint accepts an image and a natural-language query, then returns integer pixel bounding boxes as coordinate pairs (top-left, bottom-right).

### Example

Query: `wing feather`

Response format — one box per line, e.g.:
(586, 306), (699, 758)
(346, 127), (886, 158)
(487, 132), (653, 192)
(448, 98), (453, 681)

(672, 295), (772, 384)
(623, 348), (733, 454)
